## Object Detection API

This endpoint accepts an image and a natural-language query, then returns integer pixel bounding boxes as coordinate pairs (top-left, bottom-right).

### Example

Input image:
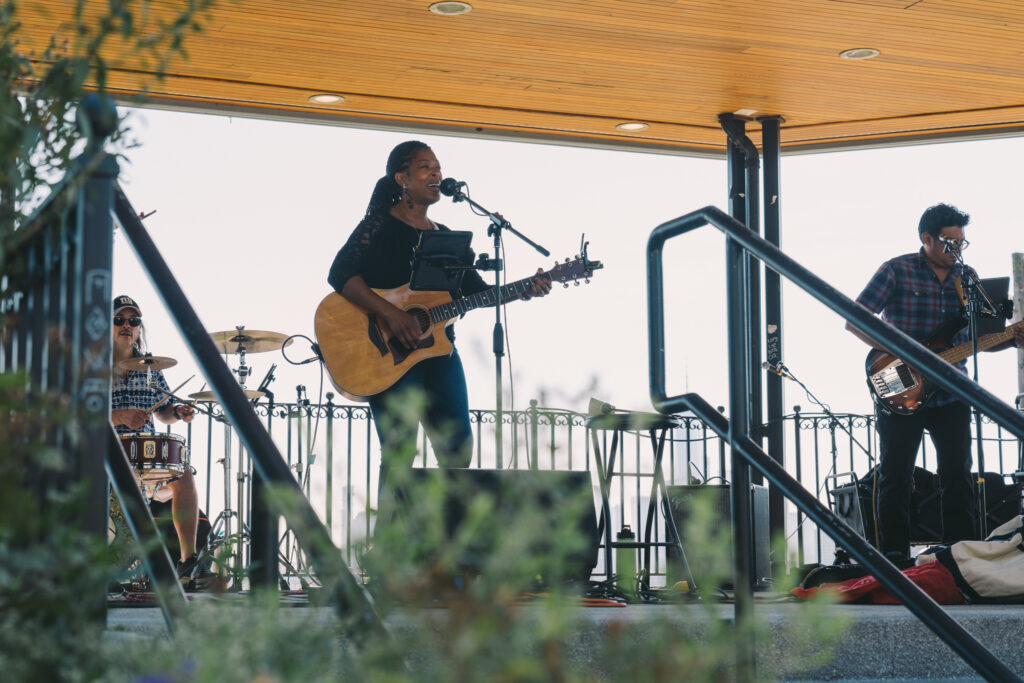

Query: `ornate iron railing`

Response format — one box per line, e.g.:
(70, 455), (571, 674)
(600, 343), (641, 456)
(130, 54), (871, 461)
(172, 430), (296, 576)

(168, 399), (1022, 579)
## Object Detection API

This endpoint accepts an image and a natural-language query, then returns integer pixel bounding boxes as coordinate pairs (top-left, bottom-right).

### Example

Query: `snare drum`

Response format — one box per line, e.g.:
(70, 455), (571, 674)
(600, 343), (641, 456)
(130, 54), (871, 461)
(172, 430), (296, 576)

(119, 432), (188, 484)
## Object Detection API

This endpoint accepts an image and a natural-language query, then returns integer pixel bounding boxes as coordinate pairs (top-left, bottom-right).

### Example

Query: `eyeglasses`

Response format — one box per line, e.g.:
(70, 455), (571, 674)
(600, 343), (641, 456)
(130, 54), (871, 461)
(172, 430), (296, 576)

(938, 236), (970, 252)
(113, 316), (142, 327)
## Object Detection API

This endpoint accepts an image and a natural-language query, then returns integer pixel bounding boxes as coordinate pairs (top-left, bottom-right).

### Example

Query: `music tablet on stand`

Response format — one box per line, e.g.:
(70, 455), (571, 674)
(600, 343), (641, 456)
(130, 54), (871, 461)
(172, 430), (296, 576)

(409, 230), (474, 292)
(976, 277), (1010, 336)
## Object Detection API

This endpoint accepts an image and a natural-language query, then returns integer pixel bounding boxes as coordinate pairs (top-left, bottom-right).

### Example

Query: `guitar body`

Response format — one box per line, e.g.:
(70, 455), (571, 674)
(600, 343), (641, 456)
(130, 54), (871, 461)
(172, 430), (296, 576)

(314, 253), (603, 402)
(865, 317), (967, 416)
(315, 286), (456, 402)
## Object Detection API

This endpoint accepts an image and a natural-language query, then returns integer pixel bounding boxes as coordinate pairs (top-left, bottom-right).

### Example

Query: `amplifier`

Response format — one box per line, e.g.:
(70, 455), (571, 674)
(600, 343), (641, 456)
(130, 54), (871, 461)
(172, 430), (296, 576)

(665, 484), (770, 589)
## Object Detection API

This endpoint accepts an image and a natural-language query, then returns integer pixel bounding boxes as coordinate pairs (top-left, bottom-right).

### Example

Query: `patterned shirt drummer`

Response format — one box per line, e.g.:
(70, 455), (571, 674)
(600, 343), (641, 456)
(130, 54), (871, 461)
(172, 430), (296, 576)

(111, 367), (173, 435)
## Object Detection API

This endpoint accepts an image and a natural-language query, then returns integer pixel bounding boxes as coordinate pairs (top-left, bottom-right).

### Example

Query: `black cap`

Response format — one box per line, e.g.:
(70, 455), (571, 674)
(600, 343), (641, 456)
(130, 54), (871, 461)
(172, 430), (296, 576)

(112, 295), (142, 316)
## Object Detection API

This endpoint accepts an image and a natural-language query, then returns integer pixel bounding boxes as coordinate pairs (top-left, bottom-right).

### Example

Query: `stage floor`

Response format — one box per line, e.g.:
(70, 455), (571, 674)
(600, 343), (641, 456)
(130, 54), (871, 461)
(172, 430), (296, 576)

(106, 597), (1024, 681)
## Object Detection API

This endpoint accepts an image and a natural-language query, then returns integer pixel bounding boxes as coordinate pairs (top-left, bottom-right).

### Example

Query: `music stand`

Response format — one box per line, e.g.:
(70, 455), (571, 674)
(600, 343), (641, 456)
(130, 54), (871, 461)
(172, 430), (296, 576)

(409, 230), (474, 292)
(976, 277), (1011, 335)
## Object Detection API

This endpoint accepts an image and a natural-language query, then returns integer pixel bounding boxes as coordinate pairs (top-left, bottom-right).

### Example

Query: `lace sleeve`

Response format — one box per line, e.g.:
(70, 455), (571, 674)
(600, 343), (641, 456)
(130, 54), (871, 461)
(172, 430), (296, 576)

(328, 215), (386, 294)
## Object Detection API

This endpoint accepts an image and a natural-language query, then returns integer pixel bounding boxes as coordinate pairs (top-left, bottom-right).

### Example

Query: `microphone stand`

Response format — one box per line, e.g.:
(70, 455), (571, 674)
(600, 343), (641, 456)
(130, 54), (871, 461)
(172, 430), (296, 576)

(765, 361), (877, 564)
(952, 249), (1001, 539)
(445, 184), (549, 466)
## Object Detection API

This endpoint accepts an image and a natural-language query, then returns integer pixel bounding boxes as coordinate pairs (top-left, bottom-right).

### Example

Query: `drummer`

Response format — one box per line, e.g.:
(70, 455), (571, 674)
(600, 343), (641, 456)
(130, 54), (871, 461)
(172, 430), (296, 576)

(110, 295), (201, 580)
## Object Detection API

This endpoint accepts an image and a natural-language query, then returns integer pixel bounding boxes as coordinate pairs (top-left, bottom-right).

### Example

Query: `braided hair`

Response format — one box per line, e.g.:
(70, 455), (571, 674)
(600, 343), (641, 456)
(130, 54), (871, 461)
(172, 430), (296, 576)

(365, 140), (432, 218)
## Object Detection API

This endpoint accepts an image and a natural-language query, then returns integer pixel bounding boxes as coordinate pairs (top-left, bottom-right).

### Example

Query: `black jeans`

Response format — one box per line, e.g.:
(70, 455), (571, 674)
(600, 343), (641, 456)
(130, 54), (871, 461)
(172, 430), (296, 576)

(874, 400), (974, 557)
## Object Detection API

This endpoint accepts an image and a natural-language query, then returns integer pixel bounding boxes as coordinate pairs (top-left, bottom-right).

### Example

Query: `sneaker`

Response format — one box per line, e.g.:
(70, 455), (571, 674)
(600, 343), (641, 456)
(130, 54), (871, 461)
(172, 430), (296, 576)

(176, 553), (199, 580)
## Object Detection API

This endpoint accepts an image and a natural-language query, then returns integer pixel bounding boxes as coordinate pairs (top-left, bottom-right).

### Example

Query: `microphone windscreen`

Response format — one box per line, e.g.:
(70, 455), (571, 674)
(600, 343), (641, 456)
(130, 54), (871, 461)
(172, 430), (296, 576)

(440, 177), (461, 196)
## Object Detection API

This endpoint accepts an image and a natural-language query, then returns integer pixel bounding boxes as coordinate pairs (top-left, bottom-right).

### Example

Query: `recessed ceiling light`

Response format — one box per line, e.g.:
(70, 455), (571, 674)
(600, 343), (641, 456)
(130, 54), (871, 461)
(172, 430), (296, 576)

(429, 1), (472, 15)
(308, 93), (345, 104)
(615, 122), (649, 132)
(839, 48), (880, 61)
(733, 108), (758, 117)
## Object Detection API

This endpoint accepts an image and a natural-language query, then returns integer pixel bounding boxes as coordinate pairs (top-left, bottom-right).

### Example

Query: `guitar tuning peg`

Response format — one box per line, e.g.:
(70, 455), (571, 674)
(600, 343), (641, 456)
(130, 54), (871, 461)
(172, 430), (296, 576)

(564, 257), (570, 263)
(562, 282), (569, 289)
(585, 278), (590, 284)
(574, 281), (580, 286)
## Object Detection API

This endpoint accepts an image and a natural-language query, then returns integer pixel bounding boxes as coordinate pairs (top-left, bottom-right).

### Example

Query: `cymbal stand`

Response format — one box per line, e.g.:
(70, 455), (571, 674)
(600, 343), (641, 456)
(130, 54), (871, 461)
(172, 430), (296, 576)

(231, 325), (254, 390)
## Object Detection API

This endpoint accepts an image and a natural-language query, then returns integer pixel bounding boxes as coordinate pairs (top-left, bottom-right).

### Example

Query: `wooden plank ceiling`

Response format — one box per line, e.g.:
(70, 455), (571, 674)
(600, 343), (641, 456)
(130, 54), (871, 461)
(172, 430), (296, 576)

(18, 0), (1024, 155)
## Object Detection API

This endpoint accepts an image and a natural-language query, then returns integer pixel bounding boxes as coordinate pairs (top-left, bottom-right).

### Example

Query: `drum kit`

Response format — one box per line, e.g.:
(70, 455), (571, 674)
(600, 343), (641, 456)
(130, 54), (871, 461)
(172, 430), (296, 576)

(114, 325), (293, 591)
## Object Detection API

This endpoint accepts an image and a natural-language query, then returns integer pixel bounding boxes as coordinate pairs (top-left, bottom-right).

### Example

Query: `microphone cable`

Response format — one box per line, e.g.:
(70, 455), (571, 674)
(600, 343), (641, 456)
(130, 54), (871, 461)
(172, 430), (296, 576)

(280, 333), (326, 480)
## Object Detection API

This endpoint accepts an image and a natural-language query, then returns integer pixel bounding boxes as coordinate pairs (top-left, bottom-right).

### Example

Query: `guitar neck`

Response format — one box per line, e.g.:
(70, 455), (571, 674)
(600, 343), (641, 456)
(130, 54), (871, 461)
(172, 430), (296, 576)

(428, 275), (537, 322)
(938, 319), (1024, 364)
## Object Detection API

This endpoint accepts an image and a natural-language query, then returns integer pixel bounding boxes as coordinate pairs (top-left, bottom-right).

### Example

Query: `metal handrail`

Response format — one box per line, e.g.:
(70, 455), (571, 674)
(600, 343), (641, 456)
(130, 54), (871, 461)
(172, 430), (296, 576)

(113, 189), (384, 640)
(649, 205), (1024, 440)
(647, 205), (1022, 682)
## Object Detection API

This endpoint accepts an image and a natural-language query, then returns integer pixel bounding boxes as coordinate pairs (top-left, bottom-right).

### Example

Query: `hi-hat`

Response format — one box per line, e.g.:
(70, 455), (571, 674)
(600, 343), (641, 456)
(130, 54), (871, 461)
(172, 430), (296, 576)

(188, 389), (265, 402)
(210, 328), (292, 354)
(117, 355), (177, 373)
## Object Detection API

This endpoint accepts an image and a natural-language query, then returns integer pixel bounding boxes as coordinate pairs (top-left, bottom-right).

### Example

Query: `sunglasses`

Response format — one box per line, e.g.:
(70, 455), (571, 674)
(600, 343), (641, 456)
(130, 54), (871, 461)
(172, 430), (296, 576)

(113, 316), (142, 327)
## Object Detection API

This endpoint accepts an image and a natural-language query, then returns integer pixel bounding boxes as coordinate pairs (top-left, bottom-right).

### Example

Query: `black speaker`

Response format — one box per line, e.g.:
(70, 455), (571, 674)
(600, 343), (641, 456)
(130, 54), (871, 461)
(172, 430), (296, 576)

(831, 468), (1022, 546)
(388, 468), (600, 586)
(831, 467), (941, 546)
(664, 484), (770, 588)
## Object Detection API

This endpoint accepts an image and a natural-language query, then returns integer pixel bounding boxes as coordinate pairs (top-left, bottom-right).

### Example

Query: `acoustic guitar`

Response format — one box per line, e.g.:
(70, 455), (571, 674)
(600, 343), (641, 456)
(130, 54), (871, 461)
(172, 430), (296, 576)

(866, 317), (1024, 415)
(315, 254), (603, 401)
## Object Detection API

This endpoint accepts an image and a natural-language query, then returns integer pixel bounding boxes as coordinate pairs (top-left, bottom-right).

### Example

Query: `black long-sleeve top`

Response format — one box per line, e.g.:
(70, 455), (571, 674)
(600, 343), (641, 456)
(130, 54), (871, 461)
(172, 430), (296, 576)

(328, 212), (490, 296)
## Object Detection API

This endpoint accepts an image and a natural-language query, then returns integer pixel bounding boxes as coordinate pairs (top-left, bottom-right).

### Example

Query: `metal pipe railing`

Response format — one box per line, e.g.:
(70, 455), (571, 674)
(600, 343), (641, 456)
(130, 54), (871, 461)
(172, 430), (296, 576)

(113, 189), (384, 639)
(648, 205), (1023, 682)
(681, 392), (1018, 683)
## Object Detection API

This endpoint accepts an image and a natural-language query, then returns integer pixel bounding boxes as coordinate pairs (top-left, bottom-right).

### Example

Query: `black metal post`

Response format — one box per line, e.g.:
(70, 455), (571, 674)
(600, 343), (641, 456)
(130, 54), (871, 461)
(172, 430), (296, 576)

(72, 97), (120, 622)
(726, 233), (756, 680)
(760, 116), (787, 546)
(250, 472), (279, 589)
(720, 114), (764, 484)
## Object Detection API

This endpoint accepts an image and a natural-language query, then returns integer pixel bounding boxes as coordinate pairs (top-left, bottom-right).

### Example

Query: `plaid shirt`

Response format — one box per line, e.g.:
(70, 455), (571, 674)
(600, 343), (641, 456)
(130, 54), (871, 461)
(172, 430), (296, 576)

(856, 248), (967, 405)
(112, 368), (173, 434)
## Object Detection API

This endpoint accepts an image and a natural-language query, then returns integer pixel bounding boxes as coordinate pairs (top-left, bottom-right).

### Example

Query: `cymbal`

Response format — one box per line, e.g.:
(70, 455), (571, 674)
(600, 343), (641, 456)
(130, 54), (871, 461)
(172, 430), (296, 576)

(117, 355), (177, 373)
(188, 389), (265, 402)
(210, 329), (293, 354)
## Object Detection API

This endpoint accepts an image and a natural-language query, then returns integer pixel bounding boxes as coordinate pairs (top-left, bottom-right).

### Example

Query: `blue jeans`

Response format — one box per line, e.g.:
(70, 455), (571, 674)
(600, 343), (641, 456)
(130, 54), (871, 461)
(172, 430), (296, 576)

(368, 350), (473, 492)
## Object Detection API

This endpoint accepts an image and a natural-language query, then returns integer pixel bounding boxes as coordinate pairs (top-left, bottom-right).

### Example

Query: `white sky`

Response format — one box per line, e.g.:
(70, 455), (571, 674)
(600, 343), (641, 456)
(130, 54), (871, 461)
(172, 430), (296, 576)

(112, 107), (1023, 425)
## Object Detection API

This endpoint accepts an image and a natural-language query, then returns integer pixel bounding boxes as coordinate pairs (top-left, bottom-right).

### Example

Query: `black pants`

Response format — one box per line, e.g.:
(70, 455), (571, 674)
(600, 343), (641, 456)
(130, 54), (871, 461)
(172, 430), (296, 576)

(875, 400), (974, 557)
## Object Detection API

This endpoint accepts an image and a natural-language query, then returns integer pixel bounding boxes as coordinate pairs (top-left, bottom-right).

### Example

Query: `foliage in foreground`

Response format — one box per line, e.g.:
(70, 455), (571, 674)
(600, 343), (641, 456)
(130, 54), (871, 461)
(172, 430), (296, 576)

(1, 2), (847, 679)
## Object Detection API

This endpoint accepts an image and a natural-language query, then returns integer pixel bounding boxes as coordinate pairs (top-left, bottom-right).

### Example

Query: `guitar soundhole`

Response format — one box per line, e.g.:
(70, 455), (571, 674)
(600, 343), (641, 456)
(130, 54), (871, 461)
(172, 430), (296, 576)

(409, 308), (430, 335)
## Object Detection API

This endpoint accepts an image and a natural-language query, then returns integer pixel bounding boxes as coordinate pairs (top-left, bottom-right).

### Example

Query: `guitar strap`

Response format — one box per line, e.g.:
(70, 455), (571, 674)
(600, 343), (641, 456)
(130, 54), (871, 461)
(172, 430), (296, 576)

(953, 275), (969, 310)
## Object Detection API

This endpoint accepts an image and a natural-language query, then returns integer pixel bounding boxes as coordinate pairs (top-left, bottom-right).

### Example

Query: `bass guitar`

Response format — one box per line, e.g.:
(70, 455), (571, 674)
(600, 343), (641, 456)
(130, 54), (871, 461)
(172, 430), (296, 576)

(866, 317), (1024, 415)
(315, 254), (603, 401)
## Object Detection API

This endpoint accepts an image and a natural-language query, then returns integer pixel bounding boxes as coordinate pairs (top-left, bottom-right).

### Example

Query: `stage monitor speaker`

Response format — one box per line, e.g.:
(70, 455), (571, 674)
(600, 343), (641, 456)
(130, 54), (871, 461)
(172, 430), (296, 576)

(664, 484), (770, 589)
(831, 468), (1022, 546)
(388, 468), (600, 586)
(831, 466), (941, 546)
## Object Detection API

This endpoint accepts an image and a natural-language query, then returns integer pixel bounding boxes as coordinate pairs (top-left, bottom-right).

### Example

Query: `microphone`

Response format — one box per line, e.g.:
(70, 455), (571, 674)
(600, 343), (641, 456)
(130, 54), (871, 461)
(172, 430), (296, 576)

(440, 177), (466, 197)
(762, 361), (793, 379)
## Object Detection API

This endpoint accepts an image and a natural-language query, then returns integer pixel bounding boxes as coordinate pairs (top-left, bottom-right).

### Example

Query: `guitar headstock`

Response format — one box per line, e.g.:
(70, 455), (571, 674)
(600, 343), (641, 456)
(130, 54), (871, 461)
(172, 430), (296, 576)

(547, 254), (603, 287)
